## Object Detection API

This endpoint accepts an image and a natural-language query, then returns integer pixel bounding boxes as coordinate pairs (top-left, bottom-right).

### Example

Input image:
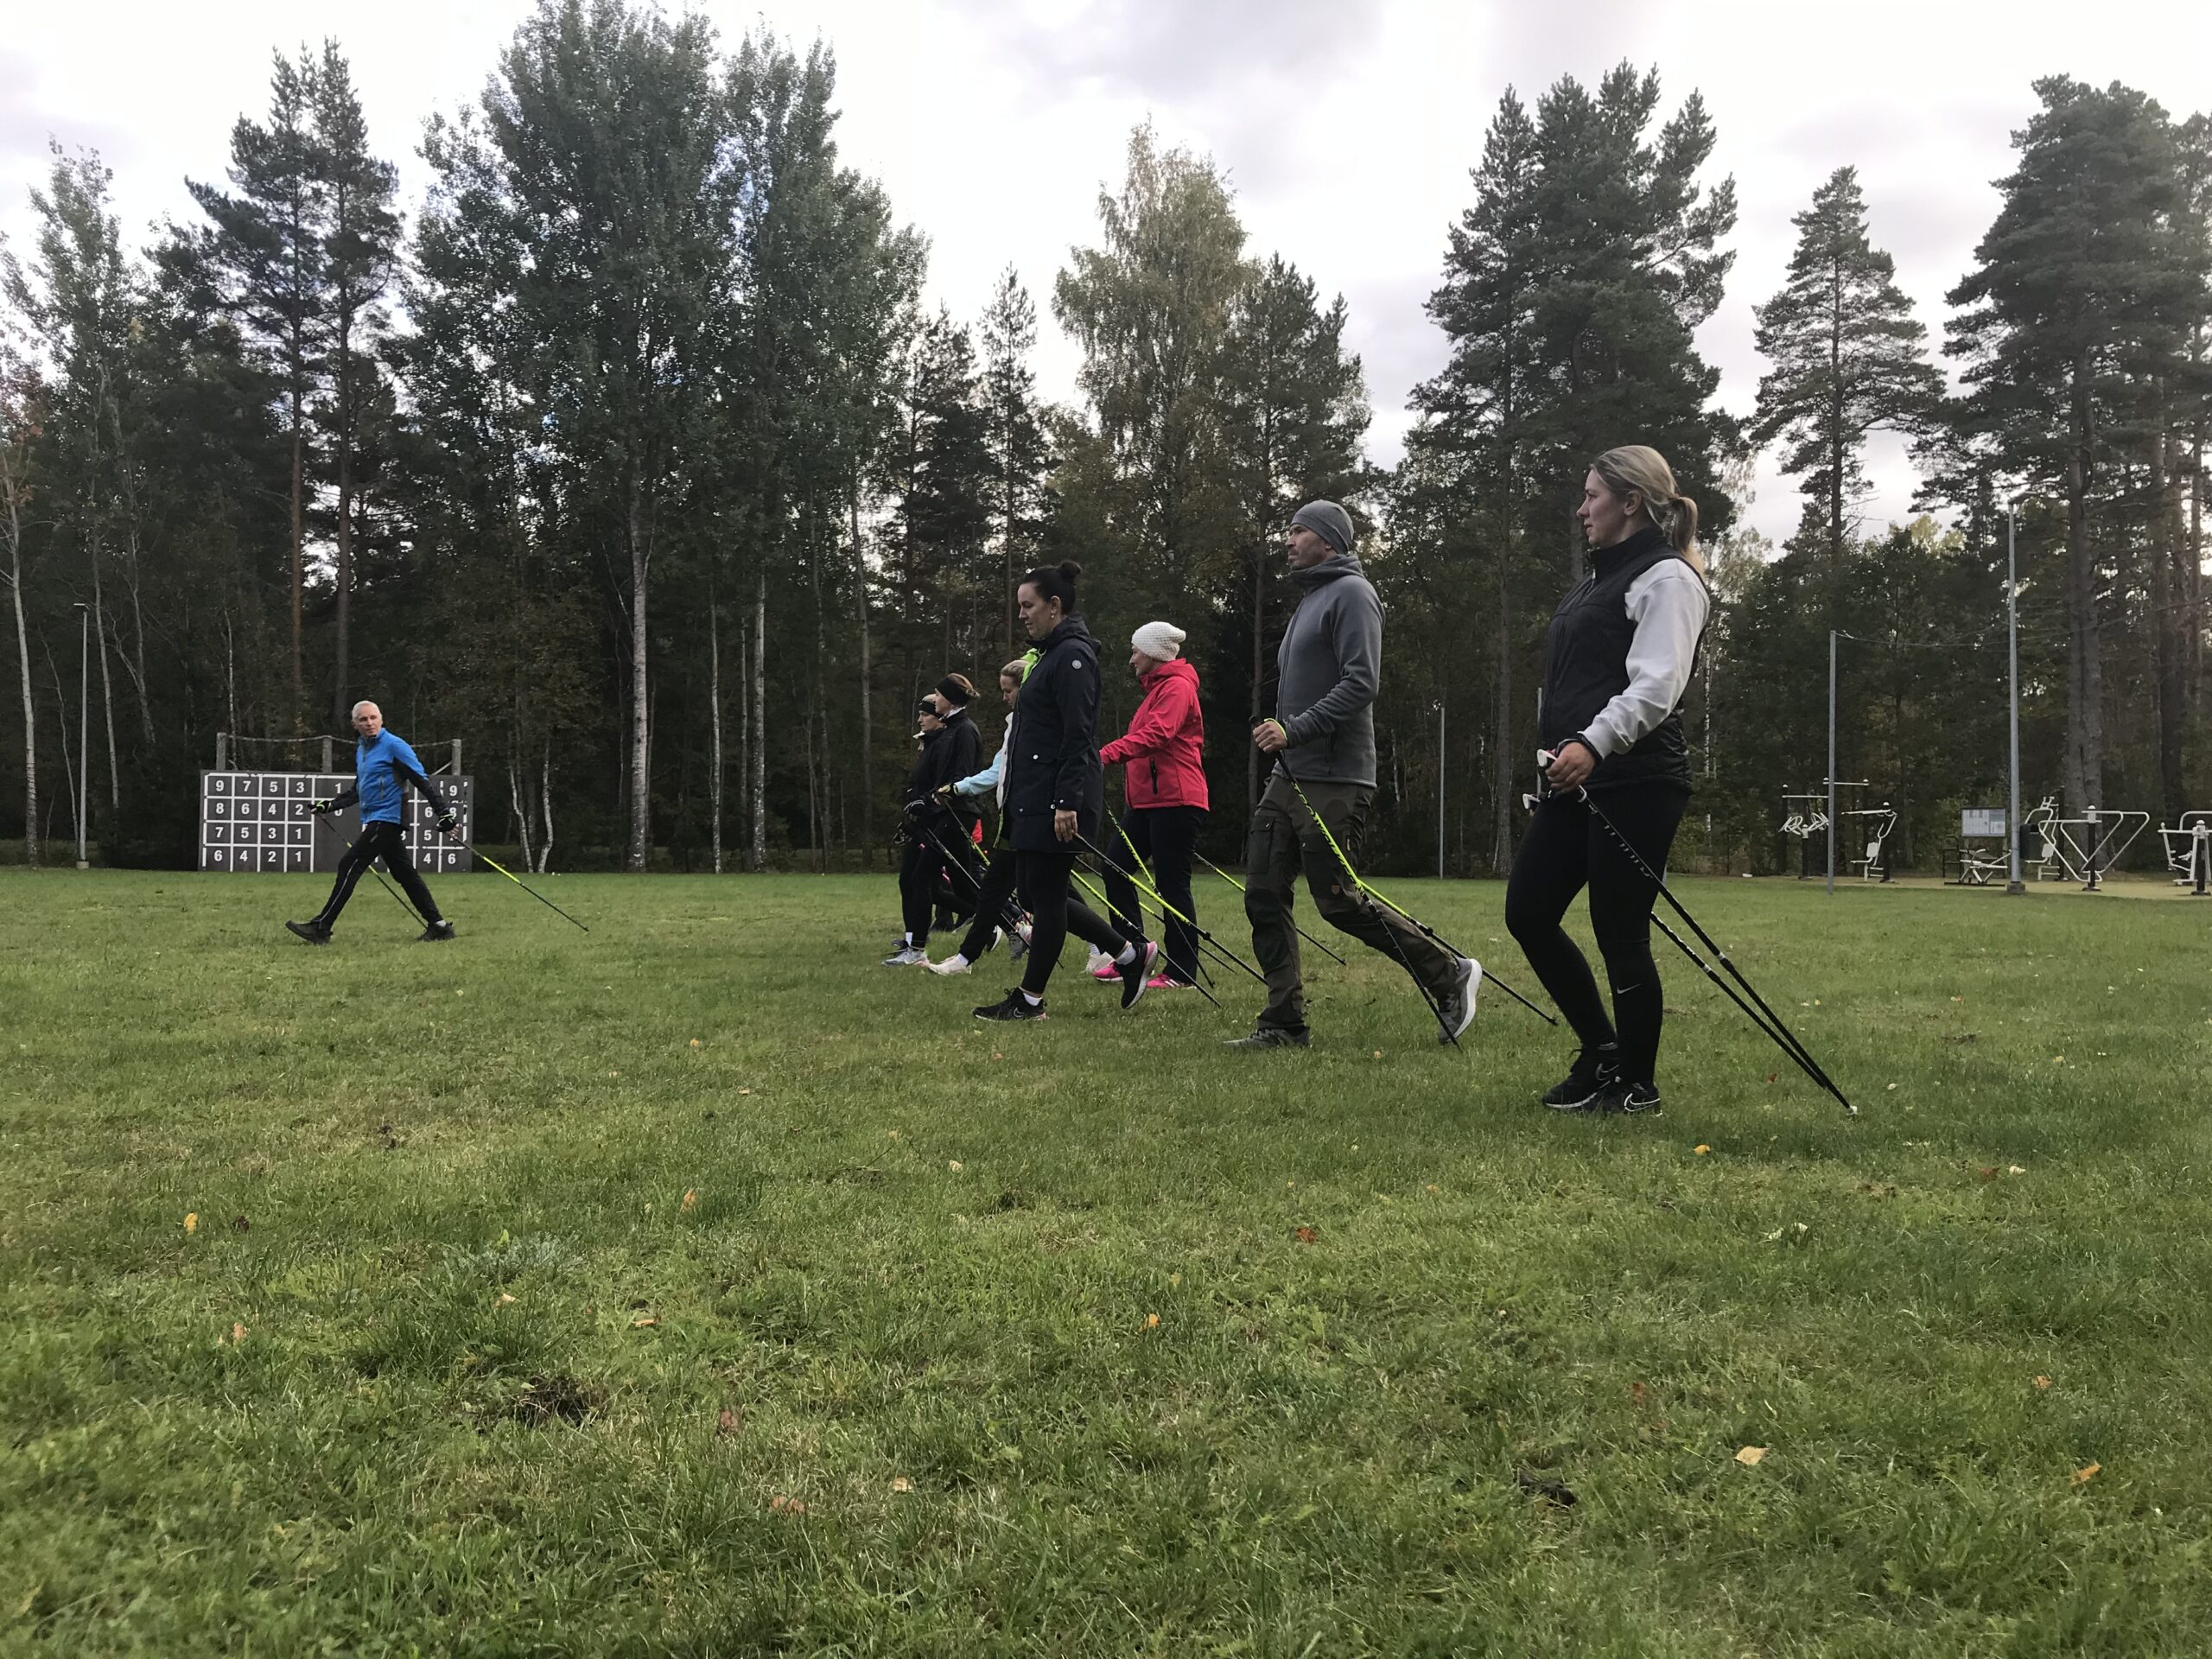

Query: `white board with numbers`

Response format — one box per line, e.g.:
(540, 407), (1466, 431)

(199, 771), (474, 873)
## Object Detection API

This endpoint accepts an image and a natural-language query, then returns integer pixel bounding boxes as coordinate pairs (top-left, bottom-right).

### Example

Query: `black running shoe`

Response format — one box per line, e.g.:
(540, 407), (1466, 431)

(973, 988), (1046, 1022)
(1116, 941), (1159, 1011)
(285, 919), (331, 946)
(1541, 1045), (1618, 1109)
(417, 920), (456, 943)
(1591, 1078), (1661, 1115)
(1223, 1025), (1310, 1051)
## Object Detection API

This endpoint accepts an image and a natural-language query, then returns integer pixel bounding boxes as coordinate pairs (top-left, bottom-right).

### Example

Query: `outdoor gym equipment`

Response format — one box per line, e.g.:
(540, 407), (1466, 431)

(2038, 805), (2151, 891)
(2161, 810), (2212, 895)
(1845, 804), (1898, 883)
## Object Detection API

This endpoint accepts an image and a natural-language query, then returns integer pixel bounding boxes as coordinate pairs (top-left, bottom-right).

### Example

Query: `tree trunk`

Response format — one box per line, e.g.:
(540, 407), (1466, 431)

(853, 479), (874, 868)
(1829, 256), (1845, 564)
(2063, 354), (2103, 813)
(1490, 556), (1513, 874)
(2, 446), (35, 868)
(625, 481), (652, 871)
(1249, 539), (1264, 818)
(333, 324), (353, 728)
(289, 385), (305, 728)
(510, 754), (535, 874)
(92, 558), (118, 812)
(709, 586), (724, 875)
(539, 741), (556, 874)
(751, 564), (766, 872)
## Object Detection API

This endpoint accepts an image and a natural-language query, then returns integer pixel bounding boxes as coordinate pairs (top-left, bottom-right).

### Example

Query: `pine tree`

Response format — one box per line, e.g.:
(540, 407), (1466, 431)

(179, 48), (328, 723)
(1751, 166), (1943, 563)
(312, 43), (400, 728)
(1945, 77), (2206, 814)
(979, 266), (1048, 655)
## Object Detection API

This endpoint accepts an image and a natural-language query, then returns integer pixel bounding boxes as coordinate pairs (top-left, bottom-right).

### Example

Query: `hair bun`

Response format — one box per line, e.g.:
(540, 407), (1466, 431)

(1058, 561), (1083, 582)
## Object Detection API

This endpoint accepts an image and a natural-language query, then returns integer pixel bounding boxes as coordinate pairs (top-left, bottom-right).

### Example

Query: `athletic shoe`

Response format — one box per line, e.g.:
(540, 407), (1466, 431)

(1084, 947), (1115, 976)
(1541, 1044), (1619, 1109)
(1146, 975), (1192, 990)
(1223, 1025), (1309, 1050)
(1090, 963), (1122, 982)
(417, 920), (456, 943)
(881, 945), (929, 966)
(1594, 1078), (1662, 1115)
(1117, 941), (1159, 1010)
(1007, 923), (1031, 961)
(284, 919), (331, 946)
(924, 953), (973, 976)
(1434, 957), (1482, 1045)
(973, 988), (1046, 1021)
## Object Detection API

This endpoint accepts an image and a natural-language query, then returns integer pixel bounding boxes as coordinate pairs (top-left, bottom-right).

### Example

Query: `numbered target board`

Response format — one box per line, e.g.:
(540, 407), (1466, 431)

(200, 771), (474, 874)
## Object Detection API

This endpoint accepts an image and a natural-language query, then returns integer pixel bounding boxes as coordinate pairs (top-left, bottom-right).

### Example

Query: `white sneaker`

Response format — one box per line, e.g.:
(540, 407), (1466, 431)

(925, 953), (973, 976)
(881, 945), (929, 966)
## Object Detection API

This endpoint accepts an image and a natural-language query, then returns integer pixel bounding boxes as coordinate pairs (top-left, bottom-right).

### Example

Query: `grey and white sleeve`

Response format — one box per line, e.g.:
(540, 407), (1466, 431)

(1576, 563), (1711, 760)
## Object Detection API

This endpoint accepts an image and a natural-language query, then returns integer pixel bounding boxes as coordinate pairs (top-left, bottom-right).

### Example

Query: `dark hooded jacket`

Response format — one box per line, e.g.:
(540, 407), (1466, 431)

(1004, 613), (1105, 850)
(904, 709), (984, 831)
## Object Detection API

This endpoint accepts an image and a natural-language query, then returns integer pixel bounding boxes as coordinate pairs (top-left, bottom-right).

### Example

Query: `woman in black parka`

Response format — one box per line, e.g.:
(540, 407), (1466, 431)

(883, 676), (984, 965)
(973, 563), (1156, 1021)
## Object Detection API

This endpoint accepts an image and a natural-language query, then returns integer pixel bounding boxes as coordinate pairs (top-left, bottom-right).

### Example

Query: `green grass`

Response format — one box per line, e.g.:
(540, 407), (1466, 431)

(3, 868), (2211, 1656)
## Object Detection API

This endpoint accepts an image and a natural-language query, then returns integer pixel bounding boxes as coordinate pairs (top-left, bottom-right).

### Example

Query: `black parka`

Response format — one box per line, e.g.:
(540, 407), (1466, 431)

(1003, 614), (1105, 851)
(904, 710), (983, 830)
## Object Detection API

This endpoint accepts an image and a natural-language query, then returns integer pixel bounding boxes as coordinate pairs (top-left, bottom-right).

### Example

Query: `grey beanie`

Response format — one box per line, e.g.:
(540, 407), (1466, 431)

(1291, 499), (1354, 556)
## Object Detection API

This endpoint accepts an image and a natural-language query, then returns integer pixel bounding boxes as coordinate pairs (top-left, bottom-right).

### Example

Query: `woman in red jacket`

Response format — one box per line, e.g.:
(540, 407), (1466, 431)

(1098, 620), (1210, 987)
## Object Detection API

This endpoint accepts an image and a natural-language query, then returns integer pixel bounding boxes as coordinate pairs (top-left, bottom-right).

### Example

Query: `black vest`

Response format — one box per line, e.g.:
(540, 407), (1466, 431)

(1539, 526), (1701, 791)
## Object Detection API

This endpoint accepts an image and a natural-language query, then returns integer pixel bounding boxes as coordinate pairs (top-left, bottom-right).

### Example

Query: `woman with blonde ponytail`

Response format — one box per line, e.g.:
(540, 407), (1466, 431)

(1507, 444), (1712, 1116)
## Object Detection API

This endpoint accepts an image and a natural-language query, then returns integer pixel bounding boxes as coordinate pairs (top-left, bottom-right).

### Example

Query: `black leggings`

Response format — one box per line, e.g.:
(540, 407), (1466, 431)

(1100, 805), (1205, 983)
(1016, 847), (1128, 997)
(1505, 782), (1689, 1085)
(957, 846), (1029, 962)
(315, 819), (443, 930)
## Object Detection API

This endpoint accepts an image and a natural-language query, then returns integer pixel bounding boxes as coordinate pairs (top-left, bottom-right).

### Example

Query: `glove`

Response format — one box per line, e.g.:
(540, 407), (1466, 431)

(309, 798), (335, 817)
(435, 810), (459, 836)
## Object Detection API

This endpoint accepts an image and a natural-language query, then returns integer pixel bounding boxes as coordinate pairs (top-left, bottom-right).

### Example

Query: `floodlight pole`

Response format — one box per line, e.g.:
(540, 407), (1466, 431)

(73, 602), (89, 869)
(1825, 630), (1838, 895)
(1435, 701), (1446, 880)
(2005, 503), (2025, 894)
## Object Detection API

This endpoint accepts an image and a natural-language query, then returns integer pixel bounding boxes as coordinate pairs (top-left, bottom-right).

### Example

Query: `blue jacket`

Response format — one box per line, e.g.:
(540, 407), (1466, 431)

(340, 731), (447, 825)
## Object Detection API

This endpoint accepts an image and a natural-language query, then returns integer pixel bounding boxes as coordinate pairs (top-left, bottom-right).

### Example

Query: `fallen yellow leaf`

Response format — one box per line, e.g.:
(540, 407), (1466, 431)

(183, 1212), (198, 1235)
(948, 1160), (963, 1172)
(1144, 1313), (1160, 1329)
(230, 1322), (246, 1344)
(690, 1038), (702, 1049)
(890, 1476), (912, 1494)
(768, 1494), (806, 1515)
(1694, 1145), (1711, 1155)
(2072, 1462), (2100, 1484)
(737, 1087), (752, 1096)
(1734, 1446), (1768, 1465)
(497, 1293), (517, 1306)
(681, 1188), (698, 1210)
(2032, 1375), (2052, 1390)
(2007, 1165), (2026, 1176)
(631, 1315), (658, 1329)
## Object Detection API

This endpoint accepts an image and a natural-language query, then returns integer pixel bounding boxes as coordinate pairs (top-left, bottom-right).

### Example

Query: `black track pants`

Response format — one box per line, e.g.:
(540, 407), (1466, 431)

(314, 820), (442, 931)
(1504, 781), (1689, 1085)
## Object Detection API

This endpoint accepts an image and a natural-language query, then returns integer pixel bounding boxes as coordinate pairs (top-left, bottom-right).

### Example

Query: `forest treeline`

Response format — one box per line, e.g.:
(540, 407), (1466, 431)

(3, 2), (2206, 874)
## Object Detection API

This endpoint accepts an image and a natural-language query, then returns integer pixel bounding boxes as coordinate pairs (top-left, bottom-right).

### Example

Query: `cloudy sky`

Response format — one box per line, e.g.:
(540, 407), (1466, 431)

(6, 0), (2211, 541)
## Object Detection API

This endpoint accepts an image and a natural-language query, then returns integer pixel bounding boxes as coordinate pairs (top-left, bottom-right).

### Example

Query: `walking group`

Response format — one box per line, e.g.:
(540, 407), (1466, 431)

(883, 444), (1717, 1116)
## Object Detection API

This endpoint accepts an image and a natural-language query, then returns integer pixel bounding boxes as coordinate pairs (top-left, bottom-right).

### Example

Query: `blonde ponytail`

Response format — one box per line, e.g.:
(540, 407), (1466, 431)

(1594, 445), (1705, 576)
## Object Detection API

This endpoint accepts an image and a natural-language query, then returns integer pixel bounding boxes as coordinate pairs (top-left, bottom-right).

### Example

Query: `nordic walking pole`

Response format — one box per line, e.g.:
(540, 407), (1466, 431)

(1546, 759), (1853, 1116)
(1105, 813), (1218, 989)
(1069, 865), (1227, 1011)
(340, 824), (429, 926)
(1194, 849), (1348, 966)
(1274, 773), (1467, 1047)
(1274, 772), (1556, 1030)
(1082, 827), (1265, 987)
(1074, 856), (1247, 999)
(914, 814), (1024, 944)
(435, 826), (590, 933)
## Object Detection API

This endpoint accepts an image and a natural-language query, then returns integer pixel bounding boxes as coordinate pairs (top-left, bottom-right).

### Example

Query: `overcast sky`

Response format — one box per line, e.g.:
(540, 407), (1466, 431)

(7, 0), (2212, 543)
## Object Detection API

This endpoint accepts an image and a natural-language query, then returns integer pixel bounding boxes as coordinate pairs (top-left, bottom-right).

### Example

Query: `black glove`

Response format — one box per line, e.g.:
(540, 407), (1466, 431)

(309, 798), (335, 817)
(435, 810), (459, 836)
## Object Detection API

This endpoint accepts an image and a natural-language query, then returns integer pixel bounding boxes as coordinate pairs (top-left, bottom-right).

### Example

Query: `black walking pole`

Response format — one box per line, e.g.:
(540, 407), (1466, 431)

(915, 812), (1024, 943)
(1074, 830), (1266, 988)
(1546, 759), (1853, 1116)
(1274, 773), (1557, 1032)
(434, 825), (590, 933)
(1193, 849), (1349, 966)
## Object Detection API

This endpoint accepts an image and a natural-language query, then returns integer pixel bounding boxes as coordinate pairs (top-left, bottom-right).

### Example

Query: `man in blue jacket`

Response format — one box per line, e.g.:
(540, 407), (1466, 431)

(285, 701), (458, 944)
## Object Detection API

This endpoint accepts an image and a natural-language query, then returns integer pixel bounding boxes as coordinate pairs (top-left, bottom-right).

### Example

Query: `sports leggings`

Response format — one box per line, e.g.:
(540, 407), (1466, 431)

(1015, 847), (1128, 998)
(1504, 781), (1689, 1085)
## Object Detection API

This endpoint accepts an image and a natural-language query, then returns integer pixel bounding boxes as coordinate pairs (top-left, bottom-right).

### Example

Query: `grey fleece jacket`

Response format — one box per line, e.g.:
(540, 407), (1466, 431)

(1274, 551), (1382, 787)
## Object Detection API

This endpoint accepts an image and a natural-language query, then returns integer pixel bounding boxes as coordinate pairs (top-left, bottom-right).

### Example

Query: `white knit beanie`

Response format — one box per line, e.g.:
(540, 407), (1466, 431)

(1132, 620), (1185, 661)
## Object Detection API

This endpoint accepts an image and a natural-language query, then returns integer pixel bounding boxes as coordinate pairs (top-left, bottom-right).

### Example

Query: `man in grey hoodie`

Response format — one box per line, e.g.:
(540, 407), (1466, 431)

(1228, 500), (1479, 1050)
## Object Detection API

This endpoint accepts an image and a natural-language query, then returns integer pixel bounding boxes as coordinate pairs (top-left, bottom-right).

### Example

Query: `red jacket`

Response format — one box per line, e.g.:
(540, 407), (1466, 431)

(1100, 657), (1209, 810)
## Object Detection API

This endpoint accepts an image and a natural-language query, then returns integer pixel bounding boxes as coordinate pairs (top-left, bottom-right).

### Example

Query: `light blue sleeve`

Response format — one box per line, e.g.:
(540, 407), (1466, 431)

(951, 743), (1003, 798)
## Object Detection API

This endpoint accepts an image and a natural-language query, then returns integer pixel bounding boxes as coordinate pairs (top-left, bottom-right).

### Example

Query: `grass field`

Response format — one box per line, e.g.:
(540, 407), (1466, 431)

(3, 867), (2211, 1656)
